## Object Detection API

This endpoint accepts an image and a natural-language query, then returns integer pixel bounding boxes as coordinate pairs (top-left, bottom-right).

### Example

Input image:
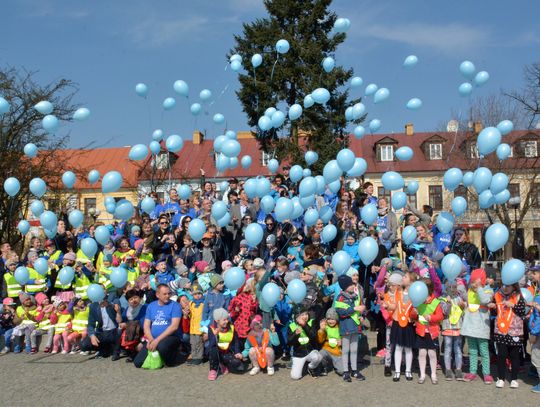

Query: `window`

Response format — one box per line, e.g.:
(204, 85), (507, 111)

(454, 185), (468, 200)
(261, 151), (271, 166)
(84, 198), (96, 216)
(429, 185), (443, 210)
(407, 191), (417, 209)
(153, 153), (169, 169)
(377, 186), (391, 204)
(428, 143), (443, 160)
(530, 184), (540, 209)
(508, 183), (520, 201)
(378, 144), (394, 162)
(521, 140), (538, 158)
(469, 143), (480, 159)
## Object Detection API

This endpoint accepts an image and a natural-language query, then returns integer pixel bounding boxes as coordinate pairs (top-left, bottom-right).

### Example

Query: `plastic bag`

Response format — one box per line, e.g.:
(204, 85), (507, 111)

(142, 351), (163, 370)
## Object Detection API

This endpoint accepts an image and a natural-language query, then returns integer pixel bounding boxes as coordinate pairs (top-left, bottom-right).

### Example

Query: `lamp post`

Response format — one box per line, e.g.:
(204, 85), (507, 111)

(508, 196), (521, 258)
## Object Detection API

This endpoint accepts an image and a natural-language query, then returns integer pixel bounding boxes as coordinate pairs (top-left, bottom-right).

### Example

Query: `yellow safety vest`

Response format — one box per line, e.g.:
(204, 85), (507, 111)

(47, 250), (63, 263)
(54, 270), (73, 290)
(289, 320), (314, 345)
(4, 273), (22, 298)
(54, 313), (72, 334)
(325, 325), (341, 348)
(25, 267), (47, 293)
(38, 314), (54, 331)
(126, 269), (139, 284)
(76, 248), (94, 264)
(97, 268), (114, 291)
(72, 308), (89, 333)
(75, 274), (92, 299)
(16, 306), (37, 326)
(212, 325), (235, 351)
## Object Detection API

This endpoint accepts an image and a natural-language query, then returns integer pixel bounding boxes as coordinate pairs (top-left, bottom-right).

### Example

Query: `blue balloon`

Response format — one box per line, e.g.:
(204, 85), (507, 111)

(217, 213), (231, 227)
(190, 103), (202, 116)
(403, 55), (418, 68)
(29, 177), (47, 198)
(288, 104), (303, 121)
(443, 168), (463, 192)
(87, 284), (105, 303)
(406, 181), (419, 195)
(34, 100), (53, 115)
(40, 211), (57, 230)
(258, 116), (272, 131)
(24, 143), (38, 158)
(332, 250), (351, 276)
(88, 170), (100, 184)
(58, 266), (75, 286)
(322, 57), (335, 73)
(345, 106), (353, 121)
(265, 107), (277, 118)
(521, 288), (533, 306)
(102, 171), (123, 193)
(262, 282), (281, 307)
(402, 225), (417, 246)
(299, 194), (314, 209)
(230, 54), (242, 63)
(288, 165), (302, 183)
(267, 158), (279, 174)
(210, 201), (226, 220)
(17, 220), (30, 235)
(221, 139), (241, 158)
(215, 154), (230, 172)
(462, 171), (474, 187)
(490, 172), (509, 195)
(315, 176), (326, 195)
(485, 223), (509, 252)
(42, 114), (59, 133)
(298, 177), (316, 197)
(81, 238), (98, 258)
(477, 127), (501, 156)
(494, 189), (510, 205)
(271, 111), (285, 128)
(149, 141), (161, 155)
(166, 135), (183, 153)
(351, 103), (365, 120)
(304, 94), (315, 108)
(409, 281), (429, 307)
(135, 83), (148, 97)
(152, 129), (164, 141)
(474, 71), (489, 87)
(358, 237), (379, 265)
(336, 149), (355, 172)
(287, 279), (307, 304)
(459, 61), (476, 79)
(0, 97), (9, 115)
(333, 17), (350, 33)
(346, 157), (367, 177)
(441, 253), (462, 282)
(225, 130), (237, 139)
(381, 171), (404, 191)
(199, 89), (212, 101)
(239, 155), (251, 170)
(4, 177), (20, 197)
(451, 196), (468, 217)
(501, 259), (525, 285)
(304, 208), (319, 227)
(353, 125), (366, 139)
(73, 107), (90, 121)
(109, 267), (128, 288)
(34, 258), (48, 276)
(497, 120), (513, 136)
(350, 76), (363, 88)
(391, 191), (407, 210)
(173, 80), (189, 97)
(68, 209), (84, 228)
(365, 83), (378, 96)
(395, 146), (414, 161)
(327, 179), (341, 194)
(104, 196), (116, 214)
(255, 177), (271, 198)
(369, 119), (381, 133)
(304, 151), (318, 166)
(62, 171), (76, 189)
(496, 143), (511, 160)
(275, 197), (293, 222)
(213, 113), (225, 124)
(129, 144), (149, 161)
(323, 160), (342, 183)
(458, 82), (473, 97)
(373, 88), (390, 104)
(15, 266), (30, 285)
(224, 267), (246, 291)
(436, 211), (454, 234)
(321, 224), (337, 243)
(44, 227), (57, 239)
(114, 199), (134, 220)
(95, 225), (111, 245)
(245, 223), (264, 247)
(479, 190), (494, 209)
(260, 195), (275, 214)
(178, 184), (191, 200)
(406, 98), (422, 110)
(311, 88), (330, 104)
(141, 197), (156, 214)
(319, 205), (333, 223)
(361, 203), (378, 226)
(188, 218), (206, 242)
(30, 200), (44, 216)
(251, 53), (262, 68)
(213, 135), (227, 153)
(275, 39), (290, 54)
(473, 167), (492, 193)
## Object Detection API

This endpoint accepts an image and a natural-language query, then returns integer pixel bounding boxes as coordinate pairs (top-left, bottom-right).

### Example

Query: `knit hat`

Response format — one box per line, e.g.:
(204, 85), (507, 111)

(191, 283), (203, 294)
(338, 275), (354, 291)
(210, 274), (224, 288)
(52, 297), (64, 308)
(470, 268), (486, 286)
(134, 239), (144, 251)
(240, 239), (249, 248)
(139, 261), (150, 269)
(325, 307), (339, 321)
(303, 266), (318, 277)
(250, 314), (263, 329)
(193, 261), (208, 273)
(221, 260), (233, 270)
(131, 225), (141, 234)
(35, 292), (48, 306)
(18, 292), (34, 304)
(177, 278), (191, 289)
(44, 239), (55, 248)
(5, 259), (17, 267)
(63, 252), (76, 261)
(213, 307), (229, 322)
(253, 258), (265, 269)
(176, 263), (188, 275)
(345, 267), (358, 277)
(2, 297), (15, 306)
(388, 273), (403, 286)
(103, 253), (113, 263)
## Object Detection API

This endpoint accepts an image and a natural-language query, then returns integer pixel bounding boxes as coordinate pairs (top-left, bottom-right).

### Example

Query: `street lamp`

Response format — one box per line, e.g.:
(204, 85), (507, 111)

(508, 196), (521, 258)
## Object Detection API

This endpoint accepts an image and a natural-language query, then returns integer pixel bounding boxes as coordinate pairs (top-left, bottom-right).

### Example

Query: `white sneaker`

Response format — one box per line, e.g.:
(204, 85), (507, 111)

(0, 347), (9, 354)
(69, 350), (78, 355)
(79, 351), (89, 356)
(249, 367), (260, 376)
(51, 350), (58, 354)
(510, 380), (519, 389)
(267, 367), (275, 376)
(496, 379), (505, 388)
(61, 350), (68, 355)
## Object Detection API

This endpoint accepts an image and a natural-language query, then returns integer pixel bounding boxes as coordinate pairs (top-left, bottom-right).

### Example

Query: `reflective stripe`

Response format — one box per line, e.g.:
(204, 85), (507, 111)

(72, 308), (89, 333)
(55, 314), (72, 334)
(75, 274), (92, 299)
(25, 268), (46, 293)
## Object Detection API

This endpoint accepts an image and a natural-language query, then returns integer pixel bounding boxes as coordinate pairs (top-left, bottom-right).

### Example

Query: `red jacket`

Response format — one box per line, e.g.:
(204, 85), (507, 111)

(411, 295), (444, 339)
(228, 292), (258, 338)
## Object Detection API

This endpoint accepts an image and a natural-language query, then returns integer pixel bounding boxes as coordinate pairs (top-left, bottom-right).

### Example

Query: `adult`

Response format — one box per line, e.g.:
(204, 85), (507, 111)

(171, 199), (197, 228)
(376, 198), (398, 255)
(133, 284), (182, 368)
(157, 188), (181, 221)
(229, 190), (257, 240)
(80, 297), (122, 360)
(447, 227), (481, 269)
(222, 177), (239, 205)
(363, 182), (378, 205)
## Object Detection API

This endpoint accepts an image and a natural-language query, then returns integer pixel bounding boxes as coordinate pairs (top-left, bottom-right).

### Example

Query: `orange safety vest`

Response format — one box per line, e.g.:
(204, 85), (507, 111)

(395, 290), (413, 328)
(247, 330), (270, 369)
(494, 291), (518, 335)
(383, 292), (395, 321)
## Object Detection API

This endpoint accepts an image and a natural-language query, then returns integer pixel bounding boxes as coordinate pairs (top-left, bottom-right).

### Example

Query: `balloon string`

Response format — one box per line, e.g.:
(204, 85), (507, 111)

(254, 69), (259, 113)
(209, 84), (230, 107)
(147, 99), (152, 135)
(270, 54), (279, 82)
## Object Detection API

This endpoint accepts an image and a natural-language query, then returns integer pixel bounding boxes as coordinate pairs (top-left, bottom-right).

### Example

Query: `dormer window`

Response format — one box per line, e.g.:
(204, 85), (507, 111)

(522, 140), (538, 158)
(153, 153), (169, 170)
(429, 143), (443, 160)
(261, 151), (271, 166)
(469, 142), (480, 159)
(378, 144), (394, 161)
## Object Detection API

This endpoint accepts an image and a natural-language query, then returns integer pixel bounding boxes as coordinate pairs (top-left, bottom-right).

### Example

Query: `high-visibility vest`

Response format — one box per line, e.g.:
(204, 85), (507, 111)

(211, 325), (235, 351)
(247, 330), (270, 368)
(395, 290), (413, 328)
(75, 274), (92, 299)
(97, 268), (114, 291)
(138, 253), (154, 263)
(383, 292), (395, 320)
(126, 269), (139, 284)
(289, 320), (313, 345)
(494, 291), (519, 334)
(72, 307), (89, 333)
(335, 296), (362, 325)
(38, 315), (54, 331)
(54, 313), (72, 334)
(46, 250), (63, 264)
(467, 288), (490, 312)
(25, 267), (47, 293)
(416, 298), (441, 325)
(76, 249), (94, 264)
(325, 325), (341, 348)
(4, 273), (22, 298)
(16, 306), (37, 326)
(440, 298), (463, 325)
(54, 270), (73, 290)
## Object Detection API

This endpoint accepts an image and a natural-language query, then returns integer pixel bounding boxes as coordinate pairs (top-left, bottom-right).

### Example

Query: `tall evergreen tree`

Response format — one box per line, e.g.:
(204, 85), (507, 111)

(230, 0), (362, 173)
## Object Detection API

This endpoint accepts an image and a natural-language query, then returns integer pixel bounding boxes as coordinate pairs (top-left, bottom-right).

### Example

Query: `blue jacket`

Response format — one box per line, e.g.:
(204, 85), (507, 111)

(274, 296), (293, 327)
(529, 295), (540, 336)
(343, 241), (360, 266)
(202, 290), (231, 323)
(335, 291), (360, 336)
(87, 302), (119, 336)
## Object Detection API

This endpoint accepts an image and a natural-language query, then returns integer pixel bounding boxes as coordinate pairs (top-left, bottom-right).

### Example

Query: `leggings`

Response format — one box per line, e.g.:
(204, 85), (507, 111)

(496, 342), (521, 381)
(341, 333), (359, 373)
(467, 336), (490, 375)
(443, 335), (463, 370)
(291, 350), (323, 380)
(384, 325), (392, 367)
(53, 331), (70, 352)
(30, 328), (55, 348)
(68, 331), (87, 349)
(419, 348), (437, 379)
(394, 345), (413, 374)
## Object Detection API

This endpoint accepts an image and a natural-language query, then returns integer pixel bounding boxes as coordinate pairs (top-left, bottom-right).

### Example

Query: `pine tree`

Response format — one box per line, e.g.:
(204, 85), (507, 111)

(230, 0), (362, 173)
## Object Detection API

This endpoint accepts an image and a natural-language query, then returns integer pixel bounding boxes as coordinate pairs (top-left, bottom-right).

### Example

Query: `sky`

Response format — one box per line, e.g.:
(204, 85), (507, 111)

(2, 0), (540, 149)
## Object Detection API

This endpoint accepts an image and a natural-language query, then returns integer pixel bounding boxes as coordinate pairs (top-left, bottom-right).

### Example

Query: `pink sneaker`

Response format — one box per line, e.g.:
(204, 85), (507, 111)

(483, 375), (494, 384)
(220, 363), (229, 375)
(376, 349), (386, 358)
(463, 373), (477, 382)
(208, 370), (218, 381)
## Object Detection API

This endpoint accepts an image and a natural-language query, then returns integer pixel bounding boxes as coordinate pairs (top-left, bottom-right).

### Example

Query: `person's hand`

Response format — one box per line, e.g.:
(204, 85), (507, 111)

(234, 353), (243, 360)
(503, 301), (515, 308)
(319, 319), (327, 330)
(295, 327), (303, 335)
(487, 302), (496, 309)
(147, 339), (158, 351)
(114, 303), (121, 314)
(354, 305), (366, 313)
(269, 324), (276, 333)
(119, 323), (127, 330)
(90, 335), (100, 347)
(200, 169), (205, 176)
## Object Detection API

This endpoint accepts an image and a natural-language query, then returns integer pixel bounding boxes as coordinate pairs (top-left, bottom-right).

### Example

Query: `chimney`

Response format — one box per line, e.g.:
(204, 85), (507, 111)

(405, 123), (414, 136)
(474, 121), (483, 134)
(193, 130), (204, 145)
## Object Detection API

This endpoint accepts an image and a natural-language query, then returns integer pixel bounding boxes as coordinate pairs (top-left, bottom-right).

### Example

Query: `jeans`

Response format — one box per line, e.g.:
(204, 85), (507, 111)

(291, 350), (323, 380)
(134, 336), (182, 368)
(443, 335), (463, 370)
(81, 329), (121, 357)
(0, 327), (14, 348)
(12, 324), (35, 349)
(208, 347), (244, 372)
(341, 333), (359, 373)
(319, 349), (343, 374)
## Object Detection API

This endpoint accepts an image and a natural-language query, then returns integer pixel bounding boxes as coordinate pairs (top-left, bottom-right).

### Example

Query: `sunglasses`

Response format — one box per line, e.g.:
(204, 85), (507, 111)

(160, 222), (169, 225)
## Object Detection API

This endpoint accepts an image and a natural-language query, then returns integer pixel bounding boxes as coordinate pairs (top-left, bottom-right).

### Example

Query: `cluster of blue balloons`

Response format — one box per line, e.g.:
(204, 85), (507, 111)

(458, 60), (490, 97)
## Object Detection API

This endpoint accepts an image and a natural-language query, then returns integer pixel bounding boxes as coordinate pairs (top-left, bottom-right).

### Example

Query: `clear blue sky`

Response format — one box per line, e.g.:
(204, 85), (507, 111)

(2, 0), (539, 148)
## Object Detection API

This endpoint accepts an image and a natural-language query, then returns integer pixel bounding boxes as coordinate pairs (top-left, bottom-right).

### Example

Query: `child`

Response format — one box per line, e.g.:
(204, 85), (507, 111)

(135, 261), (152, 293)
(179, 236), (200, 269)
(288, 307), (323, 380)
(200, 233), (217, 273)
(440, 279), (467, 380)
(51, 298), (73, 354)
(274, 287), (293, 359)
(229, 280), (258, 344)
(380, 272), (404, 377)
(153, 258), (175, 286)
(187, 283), (205, 366)
(461, 268), (495, 384)
(69, 297), (89, 354)
(31, 292), (55, 353)
(97, 253), (115, 295)
(492, 283), (528, 389)
(207, 308), (244, 380)
(202, 275), (230, 326)
(119, 289), (146, 362)
(233, 240), (250, 266)
(335, 275), (365, 382)
(529, 269), (540, 393)
(317, 308), (343, 375)
(411, 278), (443, 384)
(243, 315), (279, 375)
(12, 293), (37, 353)
(0, 298), (16, 353)
(342, 232), (360, 268)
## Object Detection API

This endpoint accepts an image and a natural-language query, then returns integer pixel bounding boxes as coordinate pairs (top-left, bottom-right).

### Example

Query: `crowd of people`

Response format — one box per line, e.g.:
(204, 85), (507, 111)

(1, 174), (539, 393)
